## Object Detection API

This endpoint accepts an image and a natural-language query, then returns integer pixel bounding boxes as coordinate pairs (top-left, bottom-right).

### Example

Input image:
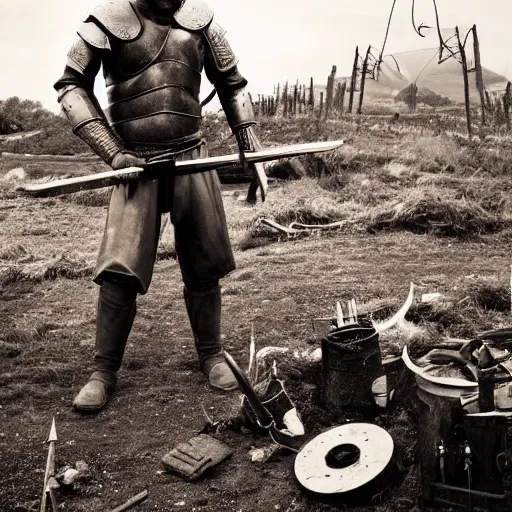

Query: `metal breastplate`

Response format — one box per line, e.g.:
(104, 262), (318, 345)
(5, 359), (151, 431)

(103, 17), (205, 146)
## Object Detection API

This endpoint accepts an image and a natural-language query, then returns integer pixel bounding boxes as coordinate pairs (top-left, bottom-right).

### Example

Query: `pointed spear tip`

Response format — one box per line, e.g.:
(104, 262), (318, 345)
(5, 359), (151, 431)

(48, 417), (57, 443)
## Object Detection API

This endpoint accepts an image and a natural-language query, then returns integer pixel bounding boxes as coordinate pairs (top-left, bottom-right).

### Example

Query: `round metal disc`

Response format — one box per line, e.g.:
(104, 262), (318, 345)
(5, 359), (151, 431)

(294, 423), (394, 495)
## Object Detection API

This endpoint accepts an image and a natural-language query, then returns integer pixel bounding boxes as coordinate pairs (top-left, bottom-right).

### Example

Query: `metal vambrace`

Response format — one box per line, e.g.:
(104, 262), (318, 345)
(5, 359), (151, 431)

(222, 86), (257, 133)
(234, 124), (263, 153)
(58, 85), (123, 165)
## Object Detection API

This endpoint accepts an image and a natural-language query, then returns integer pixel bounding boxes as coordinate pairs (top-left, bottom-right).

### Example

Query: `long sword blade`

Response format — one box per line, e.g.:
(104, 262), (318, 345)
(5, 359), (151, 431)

(17, 140), (344, 197)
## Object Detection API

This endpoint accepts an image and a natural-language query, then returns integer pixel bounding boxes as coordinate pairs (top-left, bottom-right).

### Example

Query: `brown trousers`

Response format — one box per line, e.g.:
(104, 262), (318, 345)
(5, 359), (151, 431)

(94, 145), (236, 293)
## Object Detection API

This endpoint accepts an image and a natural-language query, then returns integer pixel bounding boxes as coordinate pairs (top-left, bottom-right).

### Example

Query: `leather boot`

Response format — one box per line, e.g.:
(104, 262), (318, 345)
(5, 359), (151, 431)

(73, 280), (137, 412)
(183, 284), (237, 391)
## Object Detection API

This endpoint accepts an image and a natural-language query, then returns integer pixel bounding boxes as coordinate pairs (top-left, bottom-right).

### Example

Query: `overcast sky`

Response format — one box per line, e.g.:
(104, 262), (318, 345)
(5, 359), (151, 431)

(1, 0), (511, 112)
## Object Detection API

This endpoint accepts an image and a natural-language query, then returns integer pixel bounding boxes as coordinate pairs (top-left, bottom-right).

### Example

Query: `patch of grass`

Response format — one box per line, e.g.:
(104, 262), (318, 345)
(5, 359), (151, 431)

(0, 341), (22, 358)
(0, 243), (28, 260)
(156, 245), (177, 261)
(60, 189), (112, 208)
(0, 253), (93, 284)
(369, 191), (503, 237)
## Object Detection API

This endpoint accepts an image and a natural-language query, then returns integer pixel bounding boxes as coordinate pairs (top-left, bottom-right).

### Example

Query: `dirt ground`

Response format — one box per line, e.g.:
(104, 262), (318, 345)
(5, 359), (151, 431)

(2, 157), (512, 511)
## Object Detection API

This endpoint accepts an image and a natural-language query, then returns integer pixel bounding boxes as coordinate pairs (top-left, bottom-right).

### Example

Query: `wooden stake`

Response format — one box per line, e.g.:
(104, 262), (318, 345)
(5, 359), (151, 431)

(309, 77), (315, 111)
(348, 46), (359, 114)
(504, 82), (511, 130)
(472, 25), (486, 125)
(325, 65), (337, 120)
(283, 81), (289, 116)
(336, 302), (344, 327)
(456, 27), (472, 138)
(358, 45), (371, 115)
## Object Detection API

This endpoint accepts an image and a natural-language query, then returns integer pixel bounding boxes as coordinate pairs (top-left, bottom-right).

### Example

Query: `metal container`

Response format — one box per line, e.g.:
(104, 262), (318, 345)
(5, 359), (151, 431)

(321, 324), (383, 410)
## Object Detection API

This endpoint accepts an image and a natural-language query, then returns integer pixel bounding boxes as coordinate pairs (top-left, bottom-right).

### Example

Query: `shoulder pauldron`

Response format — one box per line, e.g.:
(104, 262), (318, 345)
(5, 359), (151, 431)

(205, 20), (238, 72)
(174, 0), (213, 31)
(78, 21), (111, 50)
(88, 0), (142, 41)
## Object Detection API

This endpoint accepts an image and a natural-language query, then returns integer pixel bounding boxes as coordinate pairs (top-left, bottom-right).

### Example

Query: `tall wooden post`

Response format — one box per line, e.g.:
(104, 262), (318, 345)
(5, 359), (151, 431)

(358, 45), (371, 114)
(325, 65), (337, 119)
(456, 27), (472, 137)
(472, 25), (486, 125)
(293, 82), (298, 115)
(309, 77), (315, 114)
(504, 82), (511, 130)
(340, 81), (347, 114)
(283, 81), (289, 116)
(348, 46), (359, 113)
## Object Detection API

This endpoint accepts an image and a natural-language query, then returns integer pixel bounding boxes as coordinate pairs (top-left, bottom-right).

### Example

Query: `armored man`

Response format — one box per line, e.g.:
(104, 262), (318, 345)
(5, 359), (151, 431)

(54, 0), (266, 411)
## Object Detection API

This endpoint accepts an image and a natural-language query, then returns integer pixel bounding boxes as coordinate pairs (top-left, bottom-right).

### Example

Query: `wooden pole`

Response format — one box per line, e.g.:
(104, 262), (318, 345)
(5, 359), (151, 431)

(293, 83), (298, 115)
(340, 81), (347, 114)
(472, 25), (486, 125)
(325, 65), (337, 119)
(283, 81), (289, 116)
(309, 77), (315, 114)
(358, 45), (371, 114)
(348, 46), (359, 113)
(504, 82), (511, 130)
(456, 27), (472, 138)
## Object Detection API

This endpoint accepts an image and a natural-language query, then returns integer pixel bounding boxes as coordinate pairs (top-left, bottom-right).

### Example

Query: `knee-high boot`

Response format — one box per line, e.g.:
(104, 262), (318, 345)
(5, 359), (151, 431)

(183, 284), (237, 391)
(73, 280), (137, 412)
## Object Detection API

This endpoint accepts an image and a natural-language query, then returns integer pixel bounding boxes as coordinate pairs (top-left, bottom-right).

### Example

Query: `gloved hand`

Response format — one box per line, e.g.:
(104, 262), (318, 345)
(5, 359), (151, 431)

(111, 151), (146, 180)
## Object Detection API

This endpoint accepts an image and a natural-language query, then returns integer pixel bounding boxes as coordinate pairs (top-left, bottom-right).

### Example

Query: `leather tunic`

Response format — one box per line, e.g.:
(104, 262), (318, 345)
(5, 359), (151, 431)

(103, 12), (205, 146)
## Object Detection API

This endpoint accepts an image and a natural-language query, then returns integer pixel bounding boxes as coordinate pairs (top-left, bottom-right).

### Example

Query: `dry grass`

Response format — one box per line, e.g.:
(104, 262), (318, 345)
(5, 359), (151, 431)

(0, 243), (29, 260)
(369, 191), (503, 237)
(60, 189), (112, 208)
(0, 252), (93, 285)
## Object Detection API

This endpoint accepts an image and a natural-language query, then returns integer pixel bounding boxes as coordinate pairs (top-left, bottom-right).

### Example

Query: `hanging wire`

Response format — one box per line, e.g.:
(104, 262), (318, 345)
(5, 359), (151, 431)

(376, 0), (398, 80)
(411, 0), (432, 37)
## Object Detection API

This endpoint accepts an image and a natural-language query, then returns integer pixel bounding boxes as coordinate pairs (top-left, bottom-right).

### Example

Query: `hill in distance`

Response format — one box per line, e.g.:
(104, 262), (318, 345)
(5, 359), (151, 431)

(314, 48), (508, 105)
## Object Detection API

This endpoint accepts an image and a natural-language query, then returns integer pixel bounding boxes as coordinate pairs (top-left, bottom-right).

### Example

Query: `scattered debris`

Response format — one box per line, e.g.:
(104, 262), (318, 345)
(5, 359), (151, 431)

(3, 168), (26, 182)
(59, 468), (79, 486)
(421, 292), (442, 303)
(249, 445), (280, 463)
(109, 490), (149, 512)
(260, 218), (356, 237)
